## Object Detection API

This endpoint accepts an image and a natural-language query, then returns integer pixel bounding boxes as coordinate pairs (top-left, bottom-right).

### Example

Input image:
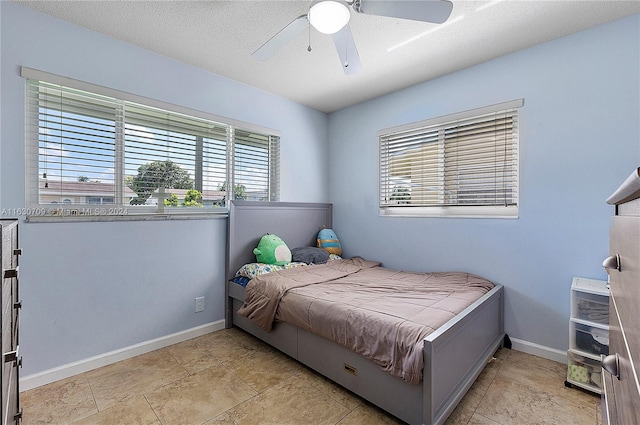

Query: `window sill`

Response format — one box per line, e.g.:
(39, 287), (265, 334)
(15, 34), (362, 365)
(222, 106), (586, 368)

(25, 209), (228, 223)
(379, 205), (518, 219)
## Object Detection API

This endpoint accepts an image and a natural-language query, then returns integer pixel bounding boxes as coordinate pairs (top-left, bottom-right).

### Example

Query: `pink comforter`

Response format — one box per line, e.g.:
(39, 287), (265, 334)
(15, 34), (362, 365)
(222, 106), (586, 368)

(237, 257), (494, 384)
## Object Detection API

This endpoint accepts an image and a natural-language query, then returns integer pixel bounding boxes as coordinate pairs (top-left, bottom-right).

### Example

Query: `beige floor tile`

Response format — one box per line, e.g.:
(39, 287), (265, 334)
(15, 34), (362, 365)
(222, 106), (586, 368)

(467, 413), (503, 425)
(21, 375), (97, 425)
(71, 395), (160, 425)
(145, 363), (257, 425)
(496, 350), (599, 411)
(226, 372), (352, 425)
(337, 402), (404, 425)
(166, 329), (261, 375)
(85, 348), (188, 411)
(202, 412), (239, 425)
(475, 372), (598, 425)
(224, 346), (304, 392)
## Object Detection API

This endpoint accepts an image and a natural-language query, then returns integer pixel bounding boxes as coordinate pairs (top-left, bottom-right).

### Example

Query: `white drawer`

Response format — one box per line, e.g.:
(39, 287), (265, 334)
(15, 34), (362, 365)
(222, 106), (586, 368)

(570, 321), (609, 357)
(571, 290), (609, 325)
(566, 351), (603, 393)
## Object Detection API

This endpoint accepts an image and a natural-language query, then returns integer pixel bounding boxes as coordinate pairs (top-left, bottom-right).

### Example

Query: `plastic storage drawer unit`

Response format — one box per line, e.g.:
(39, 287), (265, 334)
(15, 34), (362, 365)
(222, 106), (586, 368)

(565, 277), (609, 394)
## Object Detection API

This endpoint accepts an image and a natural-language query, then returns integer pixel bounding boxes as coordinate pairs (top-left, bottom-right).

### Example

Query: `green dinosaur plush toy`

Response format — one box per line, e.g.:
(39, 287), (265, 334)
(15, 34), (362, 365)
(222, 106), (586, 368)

(253, 234), (291, 266)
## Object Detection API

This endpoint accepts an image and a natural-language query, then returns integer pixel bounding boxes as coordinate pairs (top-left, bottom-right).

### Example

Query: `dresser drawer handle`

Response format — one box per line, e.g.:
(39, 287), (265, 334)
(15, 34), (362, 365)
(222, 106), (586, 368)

(601, 353), (620, 380)
(602, 255), (620, 272)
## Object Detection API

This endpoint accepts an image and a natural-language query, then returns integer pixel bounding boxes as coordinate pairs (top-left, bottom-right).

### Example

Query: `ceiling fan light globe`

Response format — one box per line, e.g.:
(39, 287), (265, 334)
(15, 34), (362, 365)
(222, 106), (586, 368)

(309, 1), (351, 35)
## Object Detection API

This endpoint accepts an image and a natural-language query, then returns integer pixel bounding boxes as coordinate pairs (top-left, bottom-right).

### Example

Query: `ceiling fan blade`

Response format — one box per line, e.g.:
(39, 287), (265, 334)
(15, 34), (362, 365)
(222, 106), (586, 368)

(332, 25), (362, 75)
(252, 15), (309, 61)
(352, 0), (453, 24)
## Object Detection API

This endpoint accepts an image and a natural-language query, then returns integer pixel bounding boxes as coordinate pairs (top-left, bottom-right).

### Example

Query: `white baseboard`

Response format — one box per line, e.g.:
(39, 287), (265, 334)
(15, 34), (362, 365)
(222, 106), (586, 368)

(509, 337), (568, 364)
(20, 320), (225, 391)
(21, 325), (568, 392)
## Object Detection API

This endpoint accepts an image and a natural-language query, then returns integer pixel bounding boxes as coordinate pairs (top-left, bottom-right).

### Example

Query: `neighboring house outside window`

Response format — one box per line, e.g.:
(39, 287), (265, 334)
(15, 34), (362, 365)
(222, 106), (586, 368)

(379, 99), (522, 218)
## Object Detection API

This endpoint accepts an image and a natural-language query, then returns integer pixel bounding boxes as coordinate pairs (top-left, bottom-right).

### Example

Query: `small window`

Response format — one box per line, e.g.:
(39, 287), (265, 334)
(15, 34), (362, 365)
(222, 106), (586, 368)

(23, 69), (280, 220)
(379, 99), (522, 218)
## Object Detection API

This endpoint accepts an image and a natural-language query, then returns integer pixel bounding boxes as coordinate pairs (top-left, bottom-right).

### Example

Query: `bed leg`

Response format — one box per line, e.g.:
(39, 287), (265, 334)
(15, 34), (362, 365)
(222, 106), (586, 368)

(502, 334), (512, 349)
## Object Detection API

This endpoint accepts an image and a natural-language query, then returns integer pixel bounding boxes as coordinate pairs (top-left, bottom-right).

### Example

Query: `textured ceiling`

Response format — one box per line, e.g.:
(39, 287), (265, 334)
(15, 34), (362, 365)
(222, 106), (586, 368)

(13, 0), (640, 113)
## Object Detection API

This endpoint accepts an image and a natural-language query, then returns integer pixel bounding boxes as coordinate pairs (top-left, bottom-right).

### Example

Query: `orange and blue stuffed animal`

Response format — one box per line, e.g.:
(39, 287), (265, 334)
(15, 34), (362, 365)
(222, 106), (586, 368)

(253, 234), (291, 266)
(317, 227), (342, 256)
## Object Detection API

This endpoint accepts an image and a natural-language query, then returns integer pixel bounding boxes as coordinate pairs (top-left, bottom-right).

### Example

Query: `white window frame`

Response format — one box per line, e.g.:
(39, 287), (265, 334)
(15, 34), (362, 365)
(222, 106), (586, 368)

(379, 99), (523, 218)
(22, 67), (280, 222)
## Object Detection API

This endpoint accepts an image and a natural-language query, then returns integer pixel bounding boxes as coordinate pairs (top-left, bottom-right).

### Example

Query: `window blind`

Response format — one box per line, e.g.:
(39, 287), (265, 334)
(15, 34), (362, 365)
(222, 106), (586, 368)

(27, 83), (119, 206)
(25, 77), (280, 218)
(232, 129), (280, 202)
(379, 100), (521, 216)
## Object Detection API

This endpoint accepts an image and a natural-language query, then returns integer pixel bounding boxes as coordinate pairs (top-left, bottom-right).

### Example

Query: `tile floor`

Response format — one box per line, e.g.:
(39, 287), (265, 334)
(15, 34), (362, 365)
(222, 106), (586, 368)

(21, 328), (602, 425)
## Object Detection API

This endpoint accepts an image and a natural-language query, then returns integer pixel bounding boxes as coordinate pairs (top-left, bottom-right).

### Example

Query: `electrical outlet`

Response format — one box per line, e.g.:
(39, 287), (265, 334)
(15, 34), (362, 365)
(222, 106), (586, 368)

(195, 297), (204, 313)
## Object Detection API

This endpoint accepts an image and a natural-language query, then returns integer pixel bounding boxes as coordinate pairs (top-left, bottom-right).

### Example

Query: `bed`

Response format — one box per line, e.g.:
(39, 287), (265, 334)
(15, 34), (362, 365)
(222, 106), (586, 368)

(225, 201), (505, 425)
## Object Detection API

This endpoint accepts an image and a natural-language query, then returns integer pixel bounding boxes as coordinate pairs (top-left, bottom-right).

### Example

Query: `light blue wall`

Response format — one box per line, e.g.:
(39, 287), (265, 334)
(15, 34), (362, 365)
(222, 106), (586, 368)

(1, 2), (328, 376)
(328, 14), (640, 352)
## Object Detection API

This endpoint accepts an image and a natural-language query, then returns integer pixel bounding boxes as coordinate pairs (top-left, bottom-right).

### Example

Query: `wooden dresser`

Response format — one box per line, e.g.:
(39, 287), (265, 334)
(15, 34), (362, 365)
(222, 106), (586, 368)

(602, 168), (640, 425)
(0, 220), (21, 425)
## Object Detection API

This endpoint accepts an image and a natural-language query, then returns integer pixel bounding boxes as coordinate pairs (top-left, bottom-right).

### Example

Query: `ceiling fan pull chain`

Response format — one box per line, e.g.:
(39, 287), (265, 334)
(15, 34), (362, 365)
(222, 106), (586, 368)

(344, 36), (349, 68)
(307, 15), (312, 52)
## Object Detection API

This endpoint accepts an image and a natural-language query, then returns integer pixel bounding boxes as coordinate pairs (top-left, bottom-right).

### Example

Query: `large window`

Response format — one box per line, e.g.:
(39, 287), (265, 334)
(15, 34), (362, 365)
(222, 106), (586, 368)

(379, 99), (522, 218)
(23, 69), (279, 220)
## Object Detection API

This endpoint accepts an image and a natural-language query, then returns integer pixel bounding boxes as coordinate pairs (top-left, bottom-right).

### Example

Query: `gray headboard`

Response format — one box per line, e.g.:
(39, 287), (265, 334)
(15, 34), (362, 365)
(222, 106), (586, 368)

(226, 201), (333, 283)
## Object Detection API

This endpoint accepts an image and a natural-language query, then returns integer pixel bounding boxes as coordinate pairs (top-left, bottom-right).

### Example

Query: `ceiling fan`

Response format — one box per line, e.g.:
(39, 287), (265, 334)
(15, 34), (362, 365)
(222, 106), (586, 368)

(252, 0), (453, 75)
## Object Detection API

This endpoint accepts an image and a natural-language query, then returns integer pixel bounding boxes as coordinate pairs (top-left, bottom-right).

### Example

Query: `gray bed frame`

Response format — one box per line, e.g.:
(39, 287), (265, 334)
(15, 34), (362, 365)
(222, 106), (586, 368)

(225, 201), (505, 425)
